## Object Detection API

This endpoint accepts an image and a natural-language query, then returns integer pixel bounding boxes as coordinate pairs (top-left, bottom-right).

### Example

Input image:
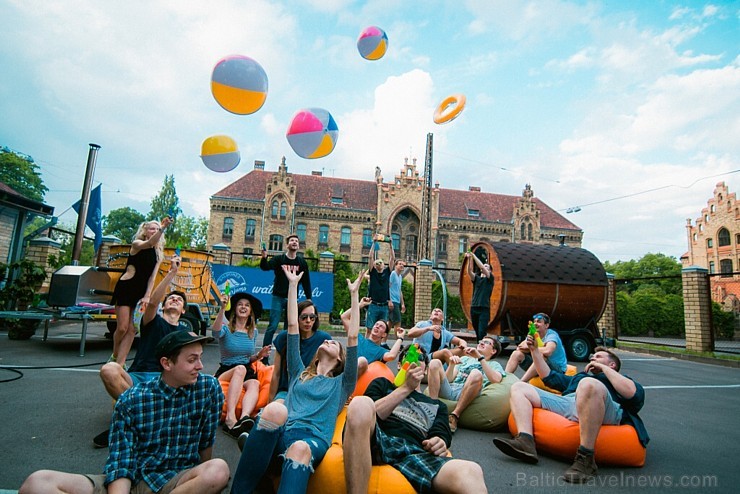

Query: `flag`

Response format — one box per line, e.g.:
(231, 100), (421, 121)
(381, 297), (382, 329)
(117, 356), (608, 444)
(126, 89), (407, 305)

(72, 183), (103, 253)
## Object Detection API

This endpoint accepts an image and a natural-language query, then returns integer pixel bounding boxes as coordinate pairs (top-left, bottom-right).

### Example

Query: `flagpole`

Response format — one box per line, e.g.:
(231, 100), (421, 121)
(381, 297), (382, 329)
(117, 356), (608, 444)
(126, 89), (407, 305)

(72, 143), (101, 265)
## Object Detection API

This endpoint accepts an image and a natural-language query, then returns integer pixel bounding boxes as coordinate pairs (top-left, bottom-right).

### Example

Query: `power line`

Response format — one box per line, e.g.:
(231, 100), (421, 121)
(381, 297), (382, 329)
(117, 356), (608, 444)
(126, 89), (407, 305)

(562, 169), (739, 213)
(434, 149), (562, 184)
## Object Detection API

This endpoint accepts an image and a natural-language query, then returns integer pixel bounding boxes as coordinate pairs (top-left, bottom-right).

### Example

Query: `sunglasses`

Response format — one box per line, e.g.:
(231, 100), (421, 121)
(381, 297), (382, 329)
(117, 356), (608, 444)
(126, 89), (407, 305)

(480, 339), (495, 346)
(299, 314), (317, 321)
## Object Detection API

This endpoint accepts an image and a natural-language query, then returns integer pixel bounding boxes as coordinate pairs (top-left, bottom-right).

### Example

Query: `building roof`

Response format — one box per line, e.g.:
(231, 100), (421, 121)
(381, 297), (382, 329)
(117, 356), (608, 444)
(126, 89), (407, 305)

(212, 169), (580, 231)
(0, 181), (54, 215)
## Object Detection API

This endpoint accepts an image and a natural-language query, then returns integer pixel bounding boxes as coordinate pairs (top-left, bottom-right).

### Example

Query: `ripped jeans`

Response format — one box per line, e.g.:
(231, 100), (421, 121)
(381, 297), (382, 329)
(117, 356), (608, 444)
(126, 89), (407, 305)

(230, 420), (329, 494)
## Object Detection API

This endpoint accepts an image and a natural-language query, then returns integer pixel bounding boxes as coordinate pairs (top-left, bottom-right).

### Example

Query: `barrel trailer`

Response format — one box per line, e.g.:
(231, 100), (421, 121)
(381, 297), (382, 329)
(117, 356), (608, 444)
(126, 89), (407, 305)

(460, 242), (609, 361)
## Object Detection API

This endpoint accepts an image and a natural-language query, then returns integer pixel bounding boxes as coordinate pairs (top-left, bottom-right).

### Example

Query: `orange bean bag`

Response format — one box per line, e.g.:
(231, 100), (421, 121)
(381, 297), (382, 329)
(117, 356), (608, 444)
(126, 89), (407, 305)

(507, 408), (646, 467)
(218, 361), (273, 422)
(530, 364), (577, 395)
(306, 407), (416, 494)
(353, 361), (396, 397)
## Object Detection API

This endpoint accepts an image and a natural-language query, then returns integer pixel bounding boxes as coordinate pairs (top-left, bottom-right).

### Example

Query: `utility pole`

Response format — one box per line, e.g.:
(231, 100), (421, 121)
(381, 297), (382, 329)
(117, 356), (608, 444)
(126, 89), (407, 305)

(71, 143), (101, 265)
(420, 133), (434, 261)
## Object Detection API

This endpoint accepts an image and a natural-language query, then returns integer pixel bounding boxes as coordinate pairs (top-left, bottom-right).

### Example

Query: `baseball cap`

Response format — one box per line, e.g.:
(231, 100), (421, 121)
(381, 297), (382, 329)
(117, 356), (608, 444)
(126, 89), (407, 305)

(155, 331), (211, 359)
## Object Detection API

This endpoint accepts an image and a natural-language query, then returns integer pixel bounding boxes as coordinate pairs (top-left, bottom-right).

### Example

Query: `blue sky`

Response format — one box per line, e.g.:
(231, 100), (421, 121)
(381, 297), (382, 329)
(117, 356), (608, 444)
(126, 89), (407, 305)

(1, 0), (738, 263)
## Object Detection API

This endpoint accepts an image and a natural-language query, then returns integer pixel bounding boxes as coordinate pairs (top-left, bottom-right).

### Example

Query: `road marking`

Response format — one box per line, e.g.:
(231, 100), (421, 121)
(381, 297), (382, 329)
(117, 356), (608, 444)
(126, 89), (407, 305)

(621, 358), (674, 361)
(644, 384), (740, 389)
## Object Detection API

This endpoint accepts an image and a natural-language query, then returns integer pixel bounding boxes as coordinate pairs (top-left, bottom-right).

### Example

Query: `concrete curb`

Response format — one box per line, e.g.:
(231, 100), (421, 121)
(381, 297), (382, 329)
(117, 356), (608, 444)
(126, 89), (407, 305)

(616, 342), (740, 368)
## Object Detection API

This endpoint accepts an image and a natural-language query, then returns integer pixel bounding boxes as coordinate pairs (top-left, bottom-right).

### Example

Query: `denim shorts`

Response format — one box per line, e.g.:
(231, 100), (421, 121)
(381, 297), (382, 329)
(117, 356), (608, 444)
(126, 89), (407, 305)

(129, 371), (160, 386)
(534, 386), (623, 425)
(85, 470), (186, 494)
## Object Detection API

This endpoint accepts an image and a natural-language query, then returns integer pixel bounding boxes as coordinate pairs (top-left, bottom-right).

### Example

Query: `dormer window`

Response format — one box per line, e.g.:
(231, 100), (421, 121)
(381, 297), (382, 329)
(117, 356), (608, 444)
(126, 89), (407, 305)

(331, 196), (343, 204)
(467, 208), (480, 218)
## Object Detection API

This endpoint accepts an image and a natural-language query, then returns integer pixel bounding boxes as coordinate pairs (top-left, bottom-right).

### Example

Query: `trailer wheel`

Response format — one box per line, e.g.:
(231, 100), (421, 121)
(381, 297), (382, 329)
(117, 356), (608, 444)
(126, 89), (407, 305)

(567, 334), (593, 362)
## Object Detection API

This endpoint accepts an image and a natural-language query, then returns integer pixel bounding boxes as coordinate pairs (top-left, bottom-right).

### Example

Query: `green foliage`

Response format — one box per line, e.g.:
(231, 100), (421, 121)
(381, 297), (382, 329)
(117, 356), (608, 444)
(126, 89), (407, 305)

(0, 149), (47, 202)
(0, 259), (47, 310)
(149, 175), (182, 222)
(303, 248), (320, 272)
(400, 279), (415, 327)
(330, 255), (364, 323)
(604, 253), (682, 295)
(103, 206), (146, 243)
(712, 302), (737, 340)
(48, 223), (95, 266)
(167, 215), (209, 250)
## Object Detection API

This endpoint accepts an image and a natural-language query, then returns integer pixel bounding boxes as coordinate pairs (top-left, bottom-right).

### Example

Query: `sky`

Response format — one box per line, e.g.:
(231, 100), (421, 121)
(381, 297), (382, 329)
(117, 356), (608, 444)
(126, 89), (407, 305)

(1, 0), (738, 263)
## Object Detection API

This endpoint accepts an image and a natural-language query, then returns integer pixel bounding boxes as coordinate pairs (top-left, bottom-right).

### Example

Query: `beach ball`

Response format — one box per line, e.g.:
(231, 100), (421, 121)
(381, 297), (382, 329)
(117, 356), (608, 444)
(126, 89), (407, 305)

(211, 55), (268, 115)
(357, 26), (388, 61)
(200, 135), (241, 172)
(286, 108), (339, 159)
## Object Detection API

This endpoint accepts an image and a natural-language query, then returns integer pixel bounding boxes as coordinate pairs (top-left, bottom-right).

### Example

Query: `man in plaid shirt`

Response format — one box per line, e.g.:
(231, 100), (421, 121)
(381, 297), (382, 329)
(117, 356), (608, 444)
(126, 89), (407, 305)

(19, 331), (228, 494)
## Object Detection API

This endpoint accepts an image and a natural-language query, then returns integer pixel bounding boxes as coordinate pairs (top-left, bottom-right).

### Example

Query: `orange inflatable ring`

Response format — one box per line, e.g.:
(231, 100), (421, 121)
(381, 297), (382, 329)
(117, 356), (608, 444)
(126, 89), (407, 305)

(352, 361), (396, 397)
(218, 361), (273, 423)
(433, 94), (466, 124)
(507, 408), (646, 467)
(530, 364), (577, 395)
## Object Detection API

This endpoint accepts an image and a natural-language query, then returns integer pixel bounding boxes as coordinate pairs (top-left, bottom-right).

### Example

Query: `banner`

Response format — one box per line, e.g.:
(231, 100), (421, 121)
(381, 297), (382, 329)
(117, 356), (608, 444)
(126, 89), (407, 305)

(211, 264), (334, 313)
(71, 183), (103, 252)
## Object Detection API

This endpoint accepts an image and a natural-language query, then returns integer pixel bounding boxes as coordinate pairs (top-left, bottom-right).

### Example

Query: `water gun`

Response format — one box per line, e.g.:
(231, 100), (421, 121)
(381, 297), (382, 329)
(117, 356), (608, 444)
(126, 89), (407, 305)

(528, 321), (544, 347)
(375, 233), (392, 243)
(175, 244), (181, 257)
(224, 282), (231, 311)
(394, 344), (419, 387)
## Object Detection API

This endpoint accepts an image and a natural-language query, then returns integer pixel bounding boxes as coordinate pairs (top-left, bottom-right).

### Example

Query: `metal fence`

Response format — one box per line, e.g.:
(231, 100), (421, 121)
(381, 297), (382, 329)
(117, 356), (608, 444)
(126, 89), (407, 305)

(615, 273), (739, 355)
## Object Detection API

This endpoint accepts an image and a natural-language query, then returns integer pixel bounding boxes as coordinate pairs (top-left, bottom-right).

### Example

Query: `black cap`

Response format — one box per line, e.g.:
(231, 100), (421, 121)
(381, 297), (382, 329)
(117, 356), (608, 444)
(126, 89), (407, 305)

(225, 292), (263, 320)
(155, 331), (211, 359)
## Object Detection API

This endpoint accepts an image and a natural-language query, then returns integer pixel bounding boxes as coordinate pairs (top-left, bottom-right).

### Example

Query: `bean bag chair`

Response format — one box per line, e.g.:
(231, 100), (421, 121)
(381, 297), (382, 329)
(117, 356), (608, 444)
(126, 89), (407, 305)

(218, 361), (273, 422)
(529, 364), (577, 395)
(306, 407), (416, 494)
(353, 361), (396, 397)
(507, 408), (646, 467)
(431, 373), (519, 432)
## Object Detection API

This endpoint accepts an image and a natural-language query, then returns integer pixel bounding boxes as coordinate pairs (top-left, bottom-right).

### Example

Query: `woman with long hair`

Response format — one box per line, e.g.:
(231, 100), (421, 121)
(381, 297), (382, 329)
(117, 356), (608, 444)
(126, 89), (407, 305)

(109, 217), (172, 367)
(211, 292), (271, 438)
(230, 266), (364, 494)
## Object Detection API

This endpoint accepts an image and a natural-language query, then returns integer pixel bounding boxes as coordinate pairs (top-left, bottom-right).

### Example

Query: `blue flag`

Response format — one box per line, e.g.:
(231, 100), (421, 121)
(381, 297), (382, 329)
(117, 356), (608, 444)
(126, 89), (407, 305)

(72, 184), (103, 253)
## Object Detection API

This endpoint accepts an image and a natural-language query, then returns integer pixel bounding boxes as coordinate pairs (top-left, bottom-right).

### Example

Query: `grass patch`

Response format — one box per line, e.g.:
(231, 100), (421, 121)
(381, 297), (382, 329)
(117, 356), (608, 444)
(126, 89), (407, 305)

(617, 340), (740, 362)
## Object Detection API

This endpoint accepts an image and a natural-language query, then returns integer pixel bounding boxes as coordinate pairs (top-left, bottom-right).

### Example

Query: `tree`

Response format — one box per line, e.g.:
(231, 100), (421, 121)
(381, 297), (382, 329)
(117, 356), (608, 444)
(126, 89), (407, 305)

(0, 148), (48, 202)
(604, 253), (682, 295)
(103, 207), (146, 243)
(149, 175), (182, 223)
(167, 215), (209, 250)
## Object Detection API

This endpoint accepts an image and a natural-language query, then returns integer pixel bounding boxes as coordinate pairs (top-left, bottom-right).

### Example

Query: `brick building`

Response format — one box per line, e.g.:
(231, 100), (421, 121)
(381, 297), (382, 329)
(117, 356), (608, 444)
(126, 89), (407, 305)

(682, 181), (740, 309)
(0, 180), (54, 266)
(207, 157), (582, 277)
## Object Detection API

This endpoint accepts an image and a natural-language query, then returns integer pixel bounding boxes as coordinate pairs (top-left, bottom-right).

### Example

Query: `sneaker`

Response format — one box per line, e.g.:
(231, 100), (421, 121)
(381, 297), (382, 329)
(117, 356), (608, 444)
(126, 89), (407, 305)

(492, 434), (539, 464)
(237, 432), (249, 451)
(234, 416), (255, 435)
(106, 354), (116, 364)
(563, 451), (597, 483)
(93, 429), (110, 449)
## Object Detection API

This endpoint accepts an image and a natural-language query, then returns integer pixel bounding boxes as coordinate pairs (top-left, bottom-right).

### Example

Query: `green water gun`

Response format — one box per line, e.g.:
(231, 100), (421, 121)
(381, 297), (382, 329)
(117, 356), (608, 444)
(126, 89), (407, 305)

(224, 282), (231, 312)
(394, 344), (419, 387)
(528, 321), (544, 347)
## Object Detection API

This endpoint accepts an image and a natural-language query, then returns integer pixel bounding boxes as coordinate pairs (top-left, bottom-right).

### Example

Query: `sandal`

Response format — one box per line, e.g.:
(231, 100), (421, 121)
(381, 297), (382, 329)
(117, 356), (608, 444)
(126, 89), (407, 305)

(449, 413), (459, 433)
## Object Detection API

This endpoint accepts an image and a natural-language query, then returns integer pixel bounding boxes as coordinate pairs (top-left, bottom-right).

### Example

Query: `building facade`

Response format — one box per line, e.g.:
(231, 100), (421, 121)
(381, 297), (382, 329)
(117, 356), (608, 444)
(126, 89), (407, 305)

(682, 181), (740, 309)
(207, 157), (582, 277)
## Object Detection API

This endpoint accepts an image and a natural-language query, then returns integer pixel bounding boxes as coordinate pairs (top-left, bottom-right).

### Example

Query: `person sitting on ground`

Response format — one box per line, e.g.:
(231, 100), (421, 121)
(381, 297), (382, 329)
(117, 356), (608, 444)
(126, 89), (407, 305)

(407, 307), (467, 364)
(269, 299), (332, 403)
(504, 313), (567, 382)
(493, 340), (649, 483)
(20, 331), (229, 494)
(343, 344), (488, 494)
(341, 296), (404, 377)
(230, 266), (361, 494)
(427, 336), (506, 433)
(210, 291), (271, 439)
(94, 255), (184, 448)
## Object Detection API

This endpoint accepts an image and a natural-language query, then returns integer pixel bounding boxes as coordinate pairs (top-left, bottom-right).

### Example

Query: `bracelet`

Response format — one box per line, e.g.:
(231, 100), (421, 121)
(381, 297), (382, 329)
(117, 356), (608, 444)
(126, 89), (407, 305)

(477, 356), (485, 362)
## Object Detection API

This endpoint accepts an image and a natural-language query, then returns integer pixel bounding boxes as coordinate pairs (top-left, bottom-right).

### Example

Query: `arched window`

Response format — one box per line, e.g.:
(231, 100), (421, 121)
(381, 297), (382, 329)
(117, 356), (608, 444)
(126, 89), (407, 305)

(271, 200), (279, 218)
(527, 223), (533, 241)
(520, 224), (526, 239)
(269, 234), (283, 252)
(245, 219), (256, 239)
(223, 217), (234, 238)
(318, 225), (329, 245)
(392, 233), (401, 252)
(280, 201), (287, 219)
(296, 223), (307, 243)
(718, 228), (731, 247)
(341, 227), (351, 246)
(362, 229), (373, 248)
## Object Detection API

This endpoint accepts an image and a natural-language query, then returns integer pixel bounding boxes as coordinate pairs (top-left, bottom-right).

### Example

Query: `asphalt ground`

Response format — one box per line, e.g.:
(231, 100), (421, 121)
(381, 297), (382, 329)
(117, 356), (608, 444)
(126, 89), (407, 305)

(1, 322), (739, 493)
